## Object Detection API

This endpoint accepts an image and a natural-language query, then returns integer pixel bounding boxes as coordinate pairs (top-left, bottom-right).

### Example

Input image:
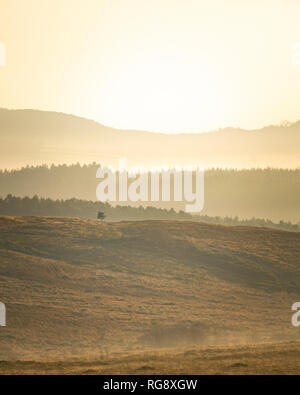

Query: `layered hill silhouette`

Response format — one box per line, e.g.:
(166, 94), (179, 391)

(1, 216), (299, 360)
(1, 166), (300, 223)
(1, 108), (300, 169)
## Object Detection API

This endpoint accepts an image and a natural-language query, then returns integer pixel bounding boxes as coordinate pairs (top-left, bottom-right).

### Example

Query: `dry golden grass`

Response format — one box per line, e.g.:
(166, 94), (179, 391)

(0, 216), (299, 370)
(1, 341), (300, 375)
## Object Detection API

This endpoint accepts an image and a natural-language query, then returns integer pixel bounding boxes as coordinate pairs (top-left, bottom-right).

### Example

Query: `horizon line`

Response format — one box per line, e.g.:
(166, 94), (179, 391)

(1, 106), (299, 136)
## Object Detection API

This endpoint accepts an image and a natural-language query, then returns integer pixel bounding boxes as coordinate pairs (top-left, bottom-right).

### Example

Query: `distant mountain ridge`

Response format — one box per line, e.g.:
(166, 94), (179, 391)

(0, 108), (299, 169)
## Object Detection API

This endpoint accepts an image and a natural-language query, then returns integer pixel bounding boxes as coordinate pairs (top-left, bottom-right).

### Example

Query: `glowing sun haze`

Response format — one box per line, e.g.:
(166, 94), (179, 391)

(1, 0), (300, 133)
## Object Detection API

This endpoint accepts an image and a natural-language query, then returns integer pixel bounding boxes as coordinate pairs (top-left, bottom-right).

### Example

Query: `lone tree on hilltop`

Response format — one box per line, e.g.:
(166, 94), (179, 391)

(97, 211), (106, 221)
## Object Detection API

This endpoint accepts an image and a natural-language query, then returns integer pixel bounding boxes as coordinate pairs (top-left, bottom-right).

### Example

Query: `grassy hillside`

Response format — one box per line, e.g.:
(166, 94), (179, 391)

(0, 217), (300, 362)
(0, 195), (299, 232)
(2, 341), (300, 375)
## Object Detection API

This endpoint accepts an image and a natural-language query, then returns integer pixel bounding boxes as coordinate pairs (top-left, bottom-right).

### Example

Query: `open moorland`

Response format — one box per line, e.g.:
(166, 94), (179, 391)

(0, 217), (299, 373)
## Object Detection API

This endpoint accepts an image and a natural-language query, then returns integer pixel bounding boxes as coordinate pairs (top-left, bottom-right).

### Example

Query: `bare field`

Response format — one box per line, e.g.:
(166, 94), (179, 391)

(1, 341), (300, 375)
(0, 216), (300, 372)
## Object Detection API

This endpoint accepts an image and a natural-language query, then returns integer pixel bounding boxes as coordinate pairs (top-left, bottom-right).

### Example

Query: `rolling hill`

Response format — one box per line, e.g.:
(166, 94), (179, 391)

(0, 216), (299, 362)
(1, 108), (300, 169)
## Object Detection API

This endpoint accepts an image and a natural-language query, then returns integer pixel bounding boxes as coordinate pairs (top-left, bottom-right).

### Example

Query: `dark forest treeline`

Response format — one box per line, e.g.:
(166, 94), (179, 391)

(0, 164), (300, 222)
(0, 195), (299, 232)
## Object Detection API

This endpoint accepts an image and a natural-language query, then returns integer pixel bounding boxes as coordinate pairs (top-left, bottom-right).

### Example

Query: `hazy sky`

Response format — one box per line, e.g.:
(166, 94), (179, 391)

(1, 0), (300, 133)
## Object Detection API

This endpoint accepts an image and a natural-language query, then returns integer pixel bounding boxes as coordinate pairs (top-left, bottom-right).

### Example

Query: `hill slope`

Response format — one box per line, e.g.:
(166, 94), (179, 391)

(1, 108), (300, 168)
(0, 217), (300, 360)
(2, 341), (300, 375)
